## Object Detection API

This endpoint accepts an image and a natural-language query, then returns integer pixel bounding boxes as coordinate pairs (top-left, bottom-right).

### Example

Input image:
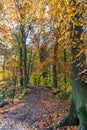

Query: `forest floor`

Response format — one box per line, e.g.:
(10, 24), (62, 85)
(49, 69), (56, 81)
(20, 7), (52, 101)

(0, 86), (78, 130)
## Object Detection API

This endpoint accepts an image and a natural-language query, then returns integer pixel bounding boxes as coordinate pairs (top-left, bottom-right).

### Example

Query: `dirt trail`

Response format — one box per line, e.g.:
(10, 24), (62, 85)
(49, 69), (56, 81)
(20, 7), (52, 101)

(0, 86), (74, 130)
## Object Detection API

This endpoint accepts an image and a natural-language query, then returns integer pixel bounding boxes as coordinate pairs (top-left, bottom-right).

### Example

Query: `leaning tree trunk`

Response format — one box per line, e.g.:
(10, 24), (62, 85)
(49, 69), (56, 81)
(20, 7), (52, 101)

(60, 1), (87, 129)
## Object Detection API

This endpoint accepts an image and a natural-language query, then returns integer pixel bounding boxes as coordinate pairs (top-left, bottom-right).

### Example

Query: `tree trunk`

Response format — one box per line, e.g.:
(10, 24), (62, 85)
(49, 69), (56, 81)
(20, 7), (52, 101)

(14, 32), (23, 88)
(63, 48), (67, 85)
(23, 41), (28, 88)
(71, 1), (87, 128)
(19, 45), (23, 88)
(21, 25), (28, 88)
(53, 64), (57, 88)
(60, 53), (87, 129)
(27, 49), (32, 84)
(71, 50), (87, 129)
(53, 41), (58, 88)
(39, 44), (48, 86)
(60, 1), (87, 129)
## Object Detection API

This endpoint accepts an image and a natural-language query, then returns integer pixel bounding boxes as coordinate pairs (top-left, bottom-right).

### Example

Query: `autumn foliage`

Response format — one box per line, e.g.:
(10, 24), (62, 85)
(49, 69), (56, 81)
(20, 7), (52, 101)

(0, 0), (86, 98)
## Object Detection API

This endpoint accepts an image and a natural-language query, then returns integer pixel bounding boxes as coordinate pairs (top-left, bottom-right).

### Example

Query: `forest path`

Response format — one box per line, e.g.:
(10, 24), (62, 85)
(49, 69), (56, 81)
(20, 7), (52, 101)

(0, 86), (77, 130)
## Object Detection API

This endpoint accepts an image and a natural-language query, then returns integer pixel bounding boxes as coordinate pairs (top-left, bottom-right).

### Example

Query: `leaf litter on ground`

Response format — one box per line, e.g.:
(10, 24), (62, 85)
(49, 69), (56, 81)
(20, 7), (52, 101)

(0, 86), (78, 130)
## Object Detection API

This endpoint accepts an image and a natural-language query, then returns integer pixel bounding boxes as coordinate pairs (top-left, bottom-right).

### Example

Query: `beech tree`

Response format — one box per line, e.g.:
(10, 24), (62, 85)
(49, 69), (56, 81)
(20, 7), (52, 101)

(59, 1), (87, 129)
(0, 0), (38, 88)
(45, 0), (87, 129)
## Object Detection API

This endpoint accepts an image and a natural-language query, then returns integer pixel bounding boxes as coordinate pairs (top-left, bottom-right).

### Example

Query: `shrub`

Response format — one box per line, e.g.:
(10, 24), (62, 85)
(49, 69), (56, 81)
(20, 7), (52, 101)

(21, 88), (30, 96)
